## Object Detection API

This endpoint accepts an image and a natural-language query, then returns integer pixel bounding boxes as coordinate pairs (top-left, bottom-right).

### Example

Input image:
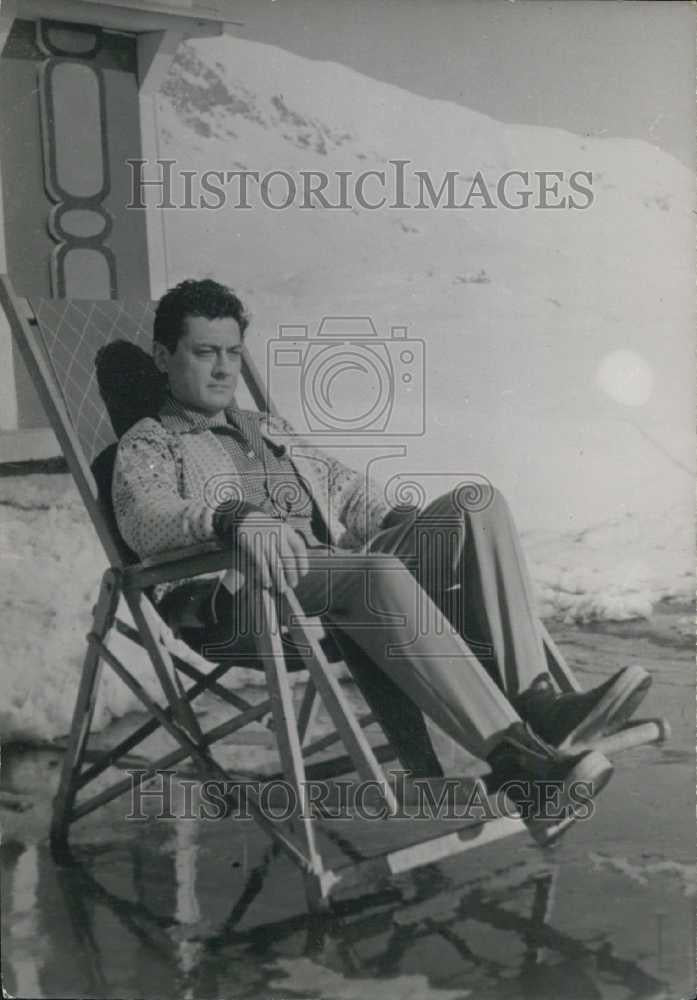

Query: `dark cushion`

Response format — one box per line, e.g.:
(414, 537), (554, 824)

(91, 442), (140, 565)
(95, 339), (167, 439)
(92, 340), (166, 565)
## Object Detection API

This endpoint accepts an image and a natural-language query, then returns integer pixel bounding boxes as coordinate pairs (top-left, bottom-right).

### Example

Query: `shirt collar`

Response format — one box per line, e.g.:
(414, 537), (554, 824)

(157, 395), (287, 456)
(158, 394), (238, 434)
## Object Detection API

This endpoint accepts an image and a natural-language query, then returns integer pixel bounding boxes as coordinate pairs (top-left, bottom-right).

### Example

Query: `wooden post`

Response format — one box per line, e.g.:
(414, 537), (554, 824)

(50, 569), (121, 853)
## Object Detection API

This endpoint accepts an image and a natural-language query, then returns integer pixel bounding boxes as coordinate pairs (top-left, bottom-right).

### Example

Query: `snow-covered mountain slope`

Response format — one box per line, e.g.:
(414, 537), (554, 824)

(154, 36), (694, 537)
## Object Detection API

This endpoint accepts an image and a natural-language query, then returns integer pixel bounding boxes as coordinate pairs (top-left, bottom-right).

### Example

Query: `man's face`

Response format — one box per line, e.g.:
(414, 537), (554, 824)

(154, 315), (243, 414)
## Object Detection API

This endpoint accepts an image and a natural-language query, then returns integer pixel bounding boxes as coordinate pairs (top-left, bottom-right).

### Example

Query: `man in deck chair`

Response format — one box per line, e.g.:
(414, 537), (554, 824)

(112, 279), (651, 837)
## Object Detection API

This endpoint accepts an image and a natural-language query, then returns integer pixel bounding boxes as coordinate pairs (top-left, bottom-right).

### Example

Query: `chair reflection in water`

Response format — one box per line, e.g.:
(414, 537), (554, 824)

(10, 820), (666, 1000)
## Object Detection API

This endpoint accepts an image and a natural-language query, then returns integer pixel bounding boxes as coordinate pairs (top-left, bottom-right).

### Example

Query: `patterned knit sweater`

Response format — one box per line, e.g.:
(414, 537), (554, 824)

(112, 400), (394, 563)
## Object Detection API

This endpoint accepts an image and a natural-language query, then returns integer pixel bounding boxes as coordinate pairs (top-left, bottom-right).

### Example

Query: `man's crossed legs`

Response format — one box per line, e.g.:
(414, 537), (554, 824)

(185, 487), (651, 839)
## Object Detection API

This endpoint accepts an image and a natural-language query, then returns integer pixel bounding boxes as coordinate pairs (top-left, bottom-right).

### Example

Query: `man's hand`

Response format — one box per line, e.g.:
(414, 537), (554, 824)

(235, 511), (309, 592)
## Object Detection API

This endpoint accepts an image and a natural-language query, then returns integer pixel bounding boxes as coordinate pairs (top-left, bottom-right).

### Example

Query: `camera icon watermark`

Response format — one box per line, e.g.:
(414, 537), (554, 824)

(267, 316), (425, 437)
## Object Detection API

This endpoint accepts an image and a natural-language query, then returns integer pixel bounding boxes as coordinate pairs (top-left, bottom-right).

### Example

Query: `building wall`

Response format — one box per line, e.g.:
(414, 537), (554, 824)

(1, 19), (149, 299)
(0, 16), (150, 447)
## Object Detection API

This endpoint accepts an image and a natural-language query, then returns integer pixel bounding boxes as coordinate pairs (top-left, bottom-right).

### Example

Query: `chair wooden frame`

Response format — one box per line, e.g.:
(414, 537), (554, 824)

(0, 274), (670, 912)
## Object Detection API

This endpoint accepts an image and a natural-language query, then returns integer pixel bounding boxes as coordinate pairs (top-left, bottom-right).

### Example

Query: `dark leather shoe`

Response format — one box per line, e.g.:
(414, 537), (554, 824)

(486, 722), (614, 845)
(514, 665), (651, 748)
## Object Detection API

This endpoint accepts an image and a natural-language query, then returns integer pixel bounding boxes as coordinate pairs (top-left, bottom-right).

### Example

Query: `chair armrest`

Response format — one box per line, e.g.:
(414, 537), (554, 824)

(122, 540), (231, 591)
(139, 539), (224, 568)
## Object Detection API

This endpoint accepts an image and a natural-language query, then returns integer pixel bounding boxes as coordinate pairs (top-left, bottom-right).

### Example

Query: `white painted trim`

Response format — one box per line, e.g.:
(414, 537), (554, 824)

(0, 0), (17, 57)
(136, 28), (185, 297)
(137, 28), (184, 96)
(0, 147), (19, 431)
(0, 317), (17, 430)
(0, 427), (61, 463)
(86, 0), (195, 11)
(138, 91), (169, 299)
(14, 0), (224, 34)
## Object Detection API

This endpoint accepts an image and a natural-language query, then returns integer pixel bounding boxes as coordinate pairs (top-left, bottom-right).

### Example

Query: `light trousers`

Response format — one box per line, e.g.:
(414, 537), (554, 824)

(209, 487), (549, 773)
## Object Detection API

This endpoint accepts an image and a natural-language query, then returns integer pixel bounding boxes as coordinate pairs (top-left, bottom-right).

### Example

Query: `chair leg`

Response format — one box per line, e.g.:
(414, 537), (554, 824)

(297, 679), (322, 746)
(540, 622), (582, 692)
(62, 581), (320, 873)
(256, 588), (331, 901)
(327, 628), (443, 779)
(50, 569), (121, 855)
(124, 591), (213, 777)
(303, 871), (335, 914)
(283, 591), (399, 814)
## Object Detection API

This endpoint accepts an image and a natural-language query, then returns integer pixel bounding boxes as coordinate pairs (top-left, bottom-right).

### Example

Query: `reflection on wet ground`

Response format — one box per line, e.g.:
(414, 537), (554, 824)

(2, 794), (693, 1000)
(1, 611), (695, 1000)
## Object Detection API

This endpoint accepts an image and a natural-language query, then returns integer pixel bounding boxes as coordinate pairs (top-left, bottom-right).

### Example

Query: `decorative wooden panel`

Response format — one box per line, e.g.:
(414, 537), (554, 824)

(37, 19), (117, 297)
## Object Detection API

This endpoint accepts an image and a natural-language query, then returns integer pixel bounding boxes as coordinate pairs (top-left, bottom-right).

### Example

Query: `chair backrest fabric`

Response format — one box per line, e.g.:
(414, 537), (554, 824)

(90, 442), (140, 565)
(33, 299), (157, 466)
(5, 287), (272, 567)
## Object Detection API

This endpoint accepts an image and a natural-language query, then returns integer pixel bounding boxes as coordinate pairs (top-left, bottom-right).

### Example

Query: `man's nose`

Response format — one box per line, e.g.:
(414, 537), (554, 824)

(212, 352), (233, 376)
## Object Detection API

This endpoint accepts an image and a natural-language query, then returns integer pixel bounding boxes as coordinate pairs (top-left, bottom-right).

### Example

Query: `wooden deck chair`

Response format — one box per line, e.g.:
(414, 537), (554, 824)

(0, 275), (670, 912)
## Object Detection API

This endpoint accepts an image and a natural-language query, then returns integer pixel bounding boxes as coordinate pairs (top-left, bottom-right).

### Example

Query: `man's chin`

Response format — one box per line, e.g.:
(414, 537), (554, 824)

(204, 389), (236, 409)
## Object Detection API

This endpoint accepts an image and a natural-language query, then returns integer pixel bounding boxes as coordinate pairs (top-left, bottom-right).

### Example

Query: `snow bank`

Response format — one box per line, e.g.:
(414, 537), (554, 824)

(0, 475), (273, 742)
(525, 508), (694, 623)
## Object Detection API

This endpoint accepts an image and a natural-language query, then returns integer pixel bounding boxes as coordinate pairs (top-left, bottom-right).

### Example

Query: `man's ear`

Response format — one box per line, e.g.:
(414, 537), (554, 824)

(152, 341), (170, 375)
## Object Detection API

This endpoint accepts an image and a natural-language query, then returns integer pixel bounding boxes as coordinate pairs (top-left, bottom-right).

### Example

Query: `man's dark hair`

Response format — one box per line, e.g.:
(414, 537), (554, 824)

(153, 279), (250, 352)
